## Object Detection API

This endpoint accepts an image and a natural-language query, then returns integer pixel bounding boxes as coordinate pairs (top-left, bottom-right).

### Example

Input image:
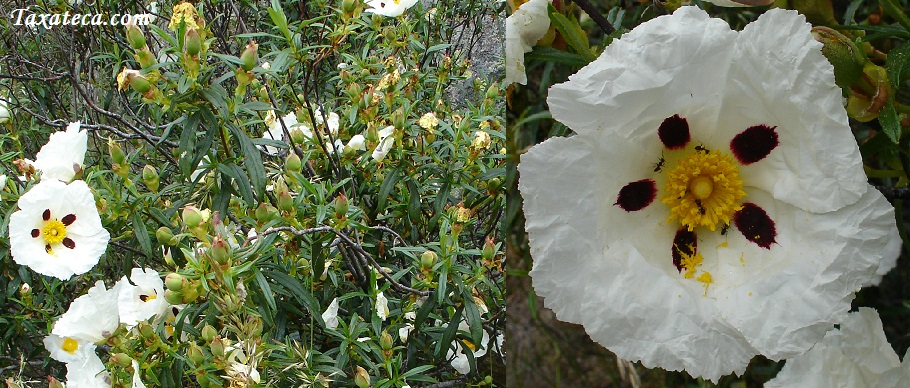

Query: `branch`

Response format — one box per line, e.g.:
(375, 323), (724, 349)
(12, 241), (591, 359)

(566, 0), (615, 35)
(876, 185), (910, 200)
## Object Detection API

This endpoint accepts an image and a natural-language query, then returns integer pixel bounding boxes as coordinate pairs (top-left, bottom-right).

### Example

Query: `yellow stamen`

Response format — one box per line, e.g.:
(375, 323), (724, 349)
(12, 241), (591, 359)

(697, 272), (713, 295)
(62, 337), (79, 354)
(662, 149), (746, 231)
(43, 220), (67, 245)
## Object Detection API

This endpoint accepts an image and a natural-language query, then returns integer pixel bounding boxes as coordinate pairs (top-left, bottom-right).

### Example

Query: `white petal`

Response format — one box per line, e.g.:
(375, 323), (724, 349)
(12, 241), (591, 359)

(44, 334), (96, 364)
(504, 0), (549, 85)
(765, 308), (901, 388)
(65, 350), (109, 388)
(117, 268), (168, 327)
(131, 360), (147, 388)
(547, 6), (737, 138)
(348, 134), (367, 151)
(33, 122), (87, 182)
(364, 0), (418, 17)
(321, 298), (340, 330)
(720, 9), (866, 212)
(9, 180), (110, 280)
(376, 292), (390, 321)
(52, 281), (121, 343)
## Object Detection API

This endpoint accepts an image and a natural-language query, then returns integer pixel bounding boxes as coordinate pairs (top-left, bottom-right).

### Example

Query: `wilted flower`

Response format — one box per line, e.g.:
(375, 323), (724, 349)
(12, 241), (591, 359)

(519, 7), (900, 381)
(504, 0), (550, 85)
(371, 126), (396, 162)
(418, 112), (438, 131)
(32, 122), (87, 182)
(766, 308), (910, 387)
(322, 297), (340, 329)
(9, 180), (110, 280)
(364, 0), (418, 17)
(225, 341), (261, 386)
(471, 131), (492, 151)
(52, 281), (121, 343)
(168, 1), (200, 31)
(376, 291), (390, 321)
(117, 268), (169, 327)
(446, 319), (489, 375)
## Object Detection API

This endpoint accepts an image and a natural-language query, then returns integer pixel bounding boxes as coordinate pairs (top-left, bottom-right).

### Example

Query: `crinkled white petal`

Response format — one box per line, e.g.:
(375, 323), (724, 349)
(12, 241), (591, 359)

(322, 297), (340, 330)
(53, 280), (121, 343)
(765, 308), (901, 388)
(0, 98), (9, 123)
(504, 0), (550, 85)
(117, 268), (169, 327)
(131, 360), (147, 388)
(376, 292), (390, 321)
(372, 126), (396, 162)
(262, 112), (300, 155)
(348, 134), (367, 151)
(445, 319), (490, 375)
(399, 324), (413, 343)
(877, 349), (910, 388)
(720, 9), (867, 212)
(65, 349), (109, 388)
(44, 334), (96, 365)
(364, 0), (419, 17)
(33, 122), (87, 182)
(9, 180), (110, 280)
(314, 109), (340, 136)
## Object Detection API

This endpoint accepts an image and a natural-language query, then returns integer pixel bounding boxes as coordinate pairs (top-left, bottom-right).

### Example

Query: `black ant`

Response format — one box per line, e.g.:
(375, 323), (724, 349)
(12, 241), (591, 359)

(694, 144), (709, 153)
(721, 223), (730, 235)
(694, 199), (706, 215)
(653, 155), (666, 172)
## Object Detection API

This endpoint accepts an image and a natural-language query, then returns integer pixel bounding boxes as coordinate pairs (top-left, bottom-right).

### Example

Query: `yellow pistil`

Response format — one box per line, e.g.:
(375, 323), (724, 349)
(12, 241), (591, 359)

(62, 337), (79, 354)
(662, 149), (746, 231)
(43, 220), (67, 245)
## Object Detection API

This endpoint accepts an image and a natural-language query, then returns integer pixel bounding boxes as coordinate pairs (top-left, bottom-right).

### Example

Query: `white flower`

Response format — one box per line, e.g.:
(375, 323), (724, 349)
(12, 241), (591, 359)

(337, 62), (348, 70)
(0, 97), (10, 123)
(43, 334), (112, 385)
(261, 61), (270, 70)
(261, 111), (300, 155)
(322, 298), (340, 329)
(371, 126), (396, 162)
(376, 291), (390, 321)
(398, 324), (414, 343)
(445, 319), (490, 375)
(132, 360), (147, 388)
(225, 342), (261, 385)
(347, 134), (367, 151)
(9, 180), (110, 280)
(33, 122), (87, 182)
(44, 334), (96, 365)
(66, 352), (110, 388)
(0, 174), (7, 190)
(504, 0), (550, 85)
(326, 139), (345, 155)
(496, 333), (505, 357)
(117, 268), (169, 327)
(52, 281), (121, 343)
(364, 0), (419, 17)
(314, 108), (340, 136)
(519, 7), (900, 381)
(704, 0), (774, 6)
(766, 308), (910, 388)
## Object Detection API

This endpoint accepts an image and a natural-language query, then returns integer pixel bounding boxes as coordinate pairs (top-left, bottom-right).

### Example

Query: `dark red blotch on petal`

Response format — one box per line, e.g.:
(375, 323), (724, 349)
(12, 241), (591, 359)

(733, 202), (777, 249)
(658, 114), (691, 150)
(62, 238), (76, 249)
(31, 229), (40, 238)
(62, 214), (76, 226)
(730, 125), (779, 165)
(671, 229), (697, 272)
(42, 209), (51, 221)
(615, 179), (657, 212)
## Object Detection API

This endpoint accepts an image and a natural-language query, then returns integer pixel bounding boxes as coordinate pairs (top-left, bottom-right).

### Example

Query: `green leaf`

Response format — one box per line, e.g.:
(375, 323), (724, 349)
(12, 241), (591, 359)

(434, 306), (463, 363)
(253, 268), (277, 312)
(378, 168), (402, 211)
(463, 292), (483, 348)
(548, 4), (595, 62)
(216, 163), (254, 206)
(264, 270), (324, 326)
(880, 101), (902, 144)
(885, 42), (910, 91)
(131, 212), (153, 258)
(407, 179), (421, 222)
(268, 0), (292, 41)
(179, 111), (201, 178)
(525, 46), (589, 67)
(414, 291), (437, 329)
(227, 123), (266, 201)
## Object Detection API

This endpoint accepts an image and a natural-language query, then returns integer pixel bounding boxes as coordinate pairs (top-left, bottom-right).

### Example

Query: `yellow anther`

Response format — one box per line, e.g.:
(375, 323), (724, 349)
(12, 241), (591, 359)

(62, 337), (79, 354)
(43, 220), (67, 245)
(661, 149), (746, 231)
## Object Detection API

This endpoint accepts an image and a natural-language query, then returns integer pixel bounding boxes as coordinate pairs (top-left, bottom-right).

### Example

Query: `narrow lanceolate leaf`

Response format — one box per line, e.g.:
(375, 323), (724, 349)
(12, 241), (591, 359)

(548, 4), (595, 63)
(434, 306), (463, 363)
(880, 101), (901, 144)
(132, 212), (153, 257)
(227, 123), (267, 200)
(885, 42), (910, 91)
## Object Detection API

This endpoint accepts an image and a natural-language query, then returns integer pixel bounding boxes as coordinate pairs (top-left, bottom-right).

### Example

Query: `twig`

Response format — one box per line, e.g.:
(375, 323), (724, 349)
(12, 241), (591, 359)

(566, 0), (615, 35)
(876, 185), (910, 200)
(423, 376), (469, 388)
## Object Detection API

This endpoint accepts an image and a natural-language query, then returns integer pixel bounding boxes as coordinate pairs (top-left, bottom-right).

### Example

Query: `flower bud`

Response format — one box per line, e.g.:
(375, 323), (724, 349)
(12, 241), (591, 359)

(420, 250), (437, 270)
(297, 258), (311, 276)
(342, 0), (358, 13)
(137, 321), (155, 339)
(182, 206), (204, 228)
(165, 273), (185, 292)
(184, 28), (202, 56)
(354, 366), (371, 388)
(187, 342), (205, 365)
(210, 336), (225, 358)
(847, 64), (892, 122)
(210, 236), (231, 265)
(201, 325), (217, 343)
(125, 22), (146, 50)
(156, 226), (178, 246)
(278, 190), (295, 212)
(390, 107), (406, 129)
(482, 237), (496, 260)
(181, 285), (199, 303)
(334, 193), (349, 218)
(111, 352), (133, 367)
(290, 128), (307, 145)
(142, 165), (159, 191)
(255, 202), (275, 223)
(486, 84), (500, 99)
(285, 153), (302, 173)
(380, 331), (393, 351)
(811, 27), (865, 88)
(346, 82), (362, 101)
(135, 46), (157, 69)
(163, 289), (184, 305)
(366, 125), (379, 144)
(240, 41), (259, 71)
(108, 139), (126, 165)
(48, 377), (65, 388)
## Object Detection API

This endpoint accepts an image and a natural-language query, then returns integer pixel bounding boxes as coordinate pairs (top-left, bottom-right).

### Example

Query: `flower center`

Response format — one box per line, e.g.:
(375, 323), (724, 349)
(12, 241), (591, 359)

(62, 337), (79, 354)
(662, 149), (745, 231)
(43, 220), (67, 245)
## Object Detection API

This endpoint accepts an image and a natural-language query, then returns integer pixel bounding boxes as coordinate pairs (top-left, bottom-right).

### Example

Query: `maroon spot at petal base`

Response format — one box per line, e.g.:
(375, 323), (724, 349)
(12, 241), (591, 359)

(733, 202), (777, 249)
(31, 229), (40, 238)
(730, 125), (779, 165)
(615, 179), (657, 212)
(62, 238), (76, 249)
(671, 229), (698, 273)
(658, 114), (691, 150)
(42, 209), (51, 221)
(62, 214), (76, 226)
